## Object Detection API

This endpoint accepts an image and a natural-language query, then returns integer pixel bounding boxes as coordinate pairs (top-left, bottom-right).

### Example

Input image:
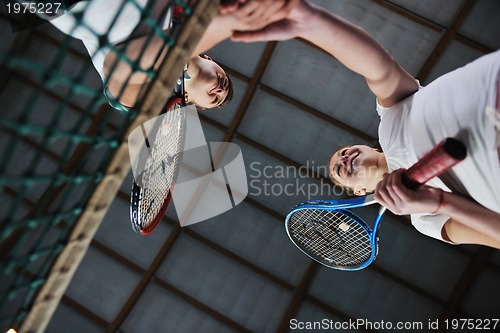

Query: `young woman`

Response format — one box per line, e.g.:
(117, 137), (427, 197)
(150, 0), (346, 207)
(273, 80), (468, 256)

(48, 0), (298, 110)
(233, 0), (500, 248)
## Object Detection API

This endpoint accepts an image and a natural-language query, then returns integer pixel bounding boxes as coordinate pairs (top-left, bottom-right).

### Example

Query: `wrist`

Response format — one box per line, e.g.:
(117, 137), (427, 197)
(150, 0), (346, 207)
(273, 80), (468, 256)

(293, 1), (320, 39)
(431, 189), (446, 214)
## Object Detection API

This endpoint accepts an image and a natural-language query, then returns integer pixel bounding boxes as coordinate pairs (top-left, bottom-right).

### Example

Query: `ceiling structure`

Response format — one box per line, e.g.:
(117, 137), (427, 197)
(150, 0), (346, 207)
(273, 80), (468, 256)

(1, 0), (500, 332)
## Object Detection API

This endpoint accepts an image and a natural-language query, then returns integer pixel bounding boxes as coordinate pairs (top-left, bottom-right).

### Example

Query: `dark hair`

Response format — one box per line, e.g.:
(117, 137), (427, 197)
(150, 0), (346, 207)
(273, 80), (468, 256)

(219, 74), (233, 107)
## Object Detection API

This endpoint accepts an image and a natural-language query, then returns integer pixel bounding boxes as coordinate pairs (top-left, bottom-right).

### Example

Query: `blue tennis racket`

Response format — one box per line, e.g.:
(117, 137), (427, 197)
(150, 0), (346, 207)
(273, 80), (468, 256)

(285, 138), (467, 271)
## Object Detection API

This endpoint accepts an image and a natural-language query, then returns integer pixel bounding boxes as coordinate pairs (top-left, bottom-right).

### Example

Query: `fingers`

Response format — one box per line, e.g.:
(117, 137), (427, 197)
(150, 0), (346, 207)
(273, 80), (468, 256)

(375, 169), (444, 215)
(220, 0), (300, 30)
(236, 1), (281, 28)
(375, 173), (395, 209)
(219, 0), (246, 14)
(375, 169), (407, 214)
(268, 0), (300, 21)
(265, 0), (301, 25)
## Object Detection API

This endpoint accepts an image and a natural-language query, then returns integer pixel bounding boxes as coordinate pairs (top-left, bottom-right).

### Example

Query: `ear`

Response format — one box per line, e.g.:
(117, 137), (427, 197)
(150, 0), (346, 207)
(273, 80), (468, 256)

(184, 91), (190, 103)
(353, 187), (367, 196)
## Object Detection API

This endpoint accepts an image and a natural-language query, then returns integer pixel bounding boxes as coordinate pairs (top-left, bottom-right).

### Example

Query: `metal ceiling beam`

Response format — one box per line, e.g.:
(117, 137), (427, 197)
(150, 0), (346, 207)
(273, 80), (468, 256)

(417, 0), (477, 82)
(437, 247), (493, 331)
(259, 84), (377, 143)
(276, 262), (318, 333)
(92, 236), (254, 333)
(223, 41), (277, 142)
(61, 295), (110, 328)
(222, 66), (378, 144)
(104, 224), (182, 332)
(371, 0), (444, 32)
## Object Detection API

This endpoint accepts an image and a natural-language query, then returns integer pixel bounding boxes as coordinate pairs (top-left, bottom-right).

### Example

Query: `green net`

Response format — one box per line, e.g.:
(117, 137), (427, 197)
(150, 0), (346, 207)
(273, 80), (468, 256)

(0, 0), (206, 330)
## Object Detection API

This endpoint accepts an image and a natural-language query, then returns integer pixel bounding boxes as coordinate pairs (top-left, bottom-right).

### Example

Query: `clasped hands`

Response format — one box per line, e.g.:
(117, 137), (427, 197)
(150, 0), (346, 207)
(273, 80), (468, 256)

(217, 0), (300, 37)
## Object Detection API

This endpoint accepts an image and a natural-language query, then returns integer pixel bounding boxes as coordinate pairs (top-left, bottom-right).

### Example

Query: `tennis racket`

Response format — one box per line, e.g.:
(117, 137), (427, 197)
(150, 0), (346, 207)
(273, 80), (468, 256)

(129, 74), (187, 235)
(285, 137), (467, 270)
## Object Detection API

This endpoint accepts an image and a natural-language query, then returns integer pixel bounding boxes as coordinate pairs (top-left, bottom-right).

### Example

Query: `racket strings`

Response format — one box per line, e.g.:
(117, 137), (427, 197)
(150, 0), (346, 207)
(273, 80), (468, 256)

(289, 209), (372, 267)
(138, 105), (185, 228)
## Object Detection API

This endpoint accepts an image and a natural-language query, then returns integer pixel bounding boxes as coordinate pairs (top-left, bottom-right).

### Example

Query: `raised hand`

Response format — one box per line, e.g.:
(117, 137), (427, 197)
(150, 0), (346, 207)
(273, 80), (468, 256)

(221, 0), (300, 33)
(231, 0), (309, 42)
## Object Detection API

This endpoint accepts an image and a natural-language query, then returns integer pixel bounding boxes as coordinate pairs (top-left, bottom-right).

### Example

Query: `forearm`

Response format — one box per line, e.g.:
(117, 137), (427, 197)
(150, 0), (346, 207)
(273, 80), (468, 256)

(438, 191), (500, 245)
(103, 34), (168, 88)
(193, 15), (235, 56)
(295, 1), (417, 105)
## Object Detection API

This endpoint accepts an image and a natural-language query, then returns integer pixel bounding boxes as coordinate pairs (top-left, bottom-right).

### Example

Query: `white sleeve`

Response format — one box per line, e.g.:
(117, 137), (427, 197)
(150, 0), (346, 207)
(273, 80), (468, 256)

(410, 213), (456, 244)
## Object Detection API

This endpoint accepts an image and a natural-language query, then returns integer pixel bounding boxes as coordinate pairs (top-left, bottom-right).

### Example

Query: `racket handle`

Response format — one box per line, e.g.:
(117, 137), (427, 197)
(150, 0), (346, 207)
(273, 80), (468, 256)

(402, 138), (467, 190)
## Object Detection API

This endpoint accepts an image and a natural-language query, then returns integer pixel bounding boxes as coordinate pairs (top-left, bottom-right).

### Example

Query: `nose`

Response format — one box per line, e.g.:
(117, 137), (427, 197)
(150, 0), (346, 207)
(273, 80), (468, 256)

(340, 154), (349, 165)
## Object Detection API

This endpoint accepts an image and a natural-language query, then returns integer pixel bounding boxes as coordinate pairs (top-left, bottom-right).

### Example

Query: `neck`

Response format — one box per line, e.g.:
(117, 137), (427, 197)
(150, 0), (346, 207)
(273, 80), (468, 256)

(186, 56), (202, 80)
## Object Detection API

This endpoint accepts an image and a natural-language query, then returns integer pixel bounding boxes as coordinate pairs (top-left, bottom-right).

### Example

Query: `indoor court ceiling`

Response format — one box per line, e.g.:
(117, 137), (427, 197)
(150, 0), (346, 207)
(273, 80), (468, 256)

(1, 0), (500, 332)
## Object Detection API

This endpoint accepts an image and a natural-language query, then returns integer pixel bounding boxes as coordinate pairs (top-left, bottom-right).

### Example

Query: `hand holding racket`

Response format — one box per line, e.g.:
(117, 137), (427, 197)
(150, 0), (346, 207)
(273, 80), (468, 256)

(129, 74), (187, 235)
(285, 138), (467, 271)
(374, 169), (444, 216)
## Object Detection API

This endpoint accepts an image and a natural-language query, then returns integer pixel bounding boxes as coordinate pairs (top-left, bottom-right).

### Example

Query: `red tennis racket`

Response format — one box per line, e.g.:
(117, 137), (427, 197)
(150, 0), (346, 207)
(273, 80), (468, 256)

(129, 75), (186, 235)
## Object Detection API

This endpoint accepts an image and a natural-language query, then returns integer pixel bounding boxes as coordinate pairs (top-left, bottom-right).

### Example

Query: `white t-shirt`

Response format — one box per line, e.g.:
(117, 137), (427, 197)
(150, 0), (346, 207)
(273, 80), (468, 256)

(377, 50), (500, 242)
(50, 0), (172, 80)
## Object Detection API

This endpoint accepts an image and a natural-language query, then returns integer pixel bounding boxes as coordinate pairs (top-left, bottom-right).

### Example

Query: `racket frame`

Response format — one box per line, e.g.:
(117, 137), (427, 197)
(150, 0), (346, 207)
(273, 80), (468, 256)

(129, 90), (186, 235)
(285, 195), (386, 270)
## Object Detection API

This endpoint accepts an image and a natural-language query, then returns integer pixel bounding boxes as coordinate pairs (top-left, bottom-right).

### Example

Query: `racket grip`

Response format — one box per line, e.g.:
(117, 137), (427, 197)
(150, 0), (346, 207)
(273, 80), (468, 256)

(402, 138), (467, 190)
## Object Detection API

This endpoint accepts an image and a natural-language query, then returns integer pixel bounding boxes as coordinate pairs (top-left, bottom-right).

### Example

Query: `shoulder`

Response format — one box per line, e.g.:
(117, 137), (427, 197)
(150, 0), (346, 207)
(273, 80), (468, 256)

(376, 80), (423, 116)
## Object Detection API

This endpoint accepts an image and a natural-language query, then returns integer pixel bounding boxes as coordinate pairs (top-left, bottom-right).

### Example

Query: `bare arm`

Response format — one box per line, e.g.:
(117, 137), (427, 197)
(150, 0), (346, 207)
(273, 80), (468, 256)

(103, 0), (299, 106)
(374, 169), (500, 249)
(438, 192), (500, 248)
(233, 0), (419, 106)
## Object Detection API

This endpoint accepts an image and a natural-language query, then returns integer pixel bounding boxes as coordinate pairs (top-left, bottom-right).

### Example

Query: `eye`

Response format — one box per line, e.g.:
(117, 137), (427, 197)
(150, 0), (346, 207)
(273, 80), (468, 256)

(223, 75), (228, 89)
(335, 149), (348, 177)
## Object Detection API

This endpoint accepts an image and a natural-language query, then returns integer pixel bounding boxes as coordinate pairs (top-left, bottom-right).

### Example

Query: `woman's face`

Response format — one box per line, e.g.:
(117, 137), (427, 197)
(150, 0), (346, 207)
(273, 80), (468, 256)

(329, 145), (386, 195)
(185, 56), (229, 109)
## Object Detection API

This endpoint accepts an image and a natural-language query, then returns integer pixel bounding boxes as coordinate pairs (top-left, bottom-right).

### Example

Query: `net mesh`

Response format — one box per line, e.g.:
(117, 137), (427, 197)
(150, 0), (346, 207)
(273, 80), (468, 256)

(0, 0), (206, 330)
